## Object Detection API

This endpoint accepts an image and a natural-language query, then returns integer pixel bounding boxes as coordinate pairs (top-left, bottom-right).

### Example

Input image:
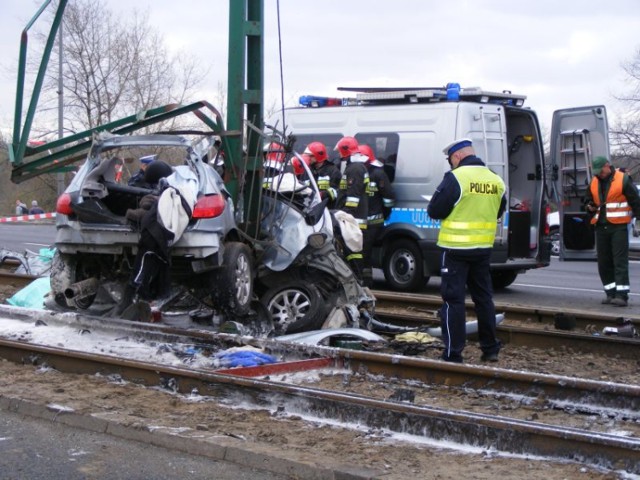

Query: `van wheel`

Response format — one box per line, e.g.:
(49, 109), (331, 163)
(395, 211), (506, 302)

(491, 270), (518, 290)
(211, 242), (254, 316)
(382, 239), (424, 292)
(260, 281), (326, 335)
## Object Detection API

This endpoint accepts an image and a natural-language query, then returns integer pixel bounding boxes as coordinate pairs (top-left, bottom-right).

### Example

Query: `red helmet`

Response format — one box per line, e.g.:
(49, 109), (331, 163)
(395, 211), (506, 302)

(263, 142), (286, 163)
(334, 136), (359, 159)
(303, 141), (328, 164)
(358, 144), (375, 163)
(292, 154), (310, 175)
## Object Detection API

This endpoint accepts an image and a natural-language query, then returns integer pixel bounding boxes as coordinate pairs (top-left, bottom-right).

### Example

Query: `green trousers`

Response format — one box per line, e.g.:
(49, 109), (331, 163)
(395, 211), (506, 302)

(595, 223), (630, 300)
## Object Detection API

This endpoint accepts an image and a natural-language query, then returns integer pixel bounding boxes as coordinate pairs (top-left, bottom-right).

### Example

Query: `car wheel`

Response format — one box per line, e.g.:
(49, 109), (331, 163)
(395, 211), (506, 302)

(491, 270), (518, 290)
(382, 239), (424, 291)
(49, 252), (97, 309)
(211, 242), (254, 316)
(260, 281), (326, 335)
(549, 227), (560, 256)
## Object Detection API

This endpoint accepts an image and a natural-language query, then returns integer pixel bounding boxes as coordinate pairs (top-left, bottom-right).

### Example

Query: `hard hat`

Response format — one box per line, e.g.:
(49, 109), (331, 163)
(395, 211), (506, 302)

(292, 154), (310, 176)
(263, 142), (286, 163)
(303, 141), (328, 164)
(358, 144), (384, 168)
(334, 136), (359, 159)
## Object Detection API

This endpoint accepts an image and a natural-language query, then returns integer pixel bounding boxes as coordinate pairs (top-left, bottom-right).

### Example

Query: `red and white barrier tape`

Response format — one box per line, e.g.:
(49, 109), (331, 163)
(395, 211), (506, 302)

(0, 212), (56, 223)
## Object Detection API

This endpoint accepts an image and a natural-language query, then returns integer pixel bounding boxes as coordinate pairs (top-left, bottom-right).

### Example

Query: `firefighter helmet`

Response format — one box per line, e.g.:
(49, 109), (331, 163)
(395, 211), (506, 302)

(303, 141), (328, 164)
(292, 154), (310, 176)
(334, 136), (359, 159)
(358, 144), (384, 168)
(263, 142), (286, 163)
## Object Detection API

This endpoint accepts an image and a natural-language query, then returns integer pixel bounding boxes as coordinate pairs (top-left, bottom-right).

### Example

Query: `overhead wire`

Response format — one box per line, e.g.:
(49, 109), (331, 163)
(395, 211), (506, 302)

(275, 0), (286, 131)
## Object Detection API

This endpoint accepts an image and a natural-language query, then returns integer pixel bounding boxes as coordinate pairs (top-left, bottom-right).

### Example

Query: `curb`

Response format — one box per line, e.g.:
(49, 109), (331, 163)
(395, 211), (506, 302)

(0, 395), (387, 480)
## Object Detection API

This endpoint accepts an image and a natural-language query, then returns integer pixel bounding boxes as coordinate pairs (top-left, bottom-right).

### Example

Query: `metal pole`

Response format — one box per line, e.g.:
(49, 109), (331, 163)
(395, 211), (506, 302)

(57, 20), (65, 195)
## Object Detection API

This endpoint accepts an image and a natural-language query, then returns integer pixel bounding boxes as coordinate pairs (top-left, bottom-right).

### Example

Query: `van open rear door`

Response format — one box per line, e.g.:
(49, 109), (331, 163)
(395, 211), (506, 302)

(550, 106), (609, 261)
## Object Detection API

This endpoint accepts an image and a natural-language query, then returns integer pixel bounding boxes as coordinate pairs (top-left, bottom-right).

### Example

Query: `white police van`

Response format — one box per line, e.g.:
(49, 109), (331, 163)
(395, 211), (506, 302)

(270, 84), (552, 291)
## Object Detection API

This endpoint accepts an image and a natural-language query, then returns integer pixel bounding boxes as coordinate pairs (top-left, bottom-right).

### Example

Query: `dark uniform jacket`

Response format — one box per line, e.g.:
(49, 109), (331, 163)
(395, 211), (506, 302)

(313, 161), (341, 208)
(336, 158), (369, 230)
(367, 165), (395, 224)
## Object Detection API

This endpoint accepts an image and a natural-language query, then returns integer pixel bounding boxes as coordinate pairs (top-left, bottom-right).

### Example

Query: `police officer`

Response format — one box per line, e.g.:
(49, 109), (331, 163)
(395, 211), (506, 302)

(304, 141), (341, 208)
(427, 138), (506, 363)
(358, 144), (395, 288)
(334, 136), (369, 282)
(585, 156), (640, 307)
(128, 154), (156, 187)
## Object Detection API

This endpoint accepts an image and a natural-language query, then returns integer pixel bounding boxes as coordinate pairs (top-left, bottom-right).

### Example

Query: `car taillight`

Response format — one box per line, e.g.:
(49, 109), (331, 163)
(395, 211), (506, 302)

(192, 194), (225, 219)
(56, 193), (73, 215)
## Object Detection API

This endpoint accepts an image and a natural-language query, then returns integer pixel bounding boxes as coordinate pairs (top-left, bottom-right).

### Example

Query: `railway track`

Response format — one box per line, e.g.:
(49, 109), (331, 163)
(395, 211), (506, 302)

(373, 290), (640, 359)
(0, 305), (637, 474)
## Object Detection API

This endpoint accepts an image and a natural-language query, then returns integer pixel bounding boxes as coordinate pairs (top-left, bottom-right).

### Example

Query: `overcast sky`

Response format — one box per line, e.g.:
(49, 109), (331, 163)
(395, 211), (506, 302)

(1, 0), (640, 140)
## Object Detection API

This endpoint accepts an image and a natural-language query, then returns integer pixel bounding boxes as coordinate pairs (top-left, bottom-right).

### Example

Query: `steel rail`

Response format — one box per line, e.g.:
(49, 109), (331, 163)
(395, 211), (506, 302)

(1, 305), (638, 414)
(372, 290), (640, 329)
(0, 336), (637, 473)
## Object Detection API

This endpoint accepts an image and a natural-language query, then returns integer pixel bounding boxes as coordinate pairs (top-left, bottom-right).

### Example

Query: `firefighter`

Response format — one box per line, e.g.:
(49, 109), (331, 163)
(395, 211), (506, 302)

(585, 156), (640, 307)
(358, 144), (395, 288)
(303, 141), (340, 208)
(427, 138), (506, 363)
(334, 136), (369, 282)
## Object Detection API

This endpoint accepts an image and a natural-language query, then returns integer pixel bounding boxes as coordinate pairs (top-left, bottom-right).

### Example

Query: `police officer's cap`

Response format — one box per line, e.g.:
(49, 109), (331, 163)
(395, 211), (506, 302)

(140, 154), (157, 165)
(442, 138), (473, 156)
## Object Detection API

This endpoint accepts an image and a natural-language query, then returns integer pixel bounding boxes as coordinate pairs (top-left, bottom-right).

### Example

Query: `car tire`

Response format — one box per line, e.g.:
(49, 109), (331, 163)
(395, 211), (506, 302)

(260, 281), (326, 335)
(211, 242), (254, 316)
(382, 239), (425, 292)
(49, 252), (96, 309)
(491, 270), (518, 290)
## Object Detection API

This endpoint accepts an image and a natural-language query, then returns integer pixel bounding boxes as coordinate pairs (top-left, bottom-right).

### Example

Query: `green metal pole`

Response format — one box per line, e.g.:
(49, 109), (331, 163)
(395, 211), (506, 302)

(227, 0), (263, 236)
(12, 0), (68, 165)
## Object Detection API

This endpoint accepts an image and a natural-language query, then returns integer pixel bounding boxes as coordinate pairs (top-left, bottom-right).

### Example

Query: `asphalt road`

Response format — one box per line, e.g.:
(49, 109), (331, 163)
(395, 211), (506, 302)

(0, 409), (288, 480)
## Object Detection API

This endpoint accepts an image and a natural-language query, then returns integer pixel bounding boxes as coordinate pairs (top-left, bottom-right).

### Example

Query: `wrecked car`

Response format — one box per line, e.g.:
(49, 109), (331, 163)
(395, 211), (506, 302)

(252, 149), (376, 335)
(50, 132), (254, 315)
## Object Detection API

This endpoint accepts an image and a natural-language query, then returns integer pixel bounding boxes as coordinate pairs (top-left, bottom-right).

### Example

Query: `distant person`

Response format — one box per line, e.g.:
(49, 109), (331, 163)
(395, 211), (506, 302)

(128, 154), (156, 187)
(427, 138), (506, 364)
(15, 199), (28, 215)
(29, 200), (45, 215)
(585, 156), (640, 307)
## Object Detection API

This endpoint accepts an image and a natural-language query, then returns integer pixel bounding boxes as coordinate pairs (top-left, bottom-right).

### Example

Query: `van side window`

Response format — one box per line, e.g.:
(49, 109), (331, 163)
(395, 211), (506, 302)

(293, 134), (343, 165)
(354, 133), (399, 182)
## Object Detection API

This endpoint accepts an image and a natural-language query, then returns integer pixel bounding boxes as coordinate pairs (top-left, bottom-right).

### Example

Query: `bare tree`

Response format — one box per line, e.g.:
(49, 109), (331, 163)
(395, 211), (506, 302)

(36, 0), (207, 134)
(611, 47), (640, 159)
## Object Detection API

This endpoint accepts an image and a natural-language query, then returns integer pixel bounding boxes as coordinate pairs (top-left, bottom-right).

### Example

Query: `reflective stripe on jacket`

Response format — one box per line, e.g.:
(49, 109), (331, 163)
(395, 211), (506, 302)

(437, 165), (505, 249)
(590, 170), (633, 225)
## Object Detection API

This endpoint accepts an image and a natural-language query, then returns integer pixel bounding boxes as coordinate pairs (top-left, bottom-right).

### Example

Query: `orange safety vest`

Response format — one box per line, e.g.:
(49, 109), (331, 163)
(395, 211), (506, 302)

(589, 170), (633, 225)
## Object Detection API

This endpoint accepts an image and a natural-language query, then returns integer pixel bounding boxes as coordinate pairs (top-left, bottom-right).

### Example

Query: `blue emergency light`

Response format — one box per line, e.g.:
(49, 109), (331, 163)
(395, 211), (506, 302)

(299, 95), (344, 107)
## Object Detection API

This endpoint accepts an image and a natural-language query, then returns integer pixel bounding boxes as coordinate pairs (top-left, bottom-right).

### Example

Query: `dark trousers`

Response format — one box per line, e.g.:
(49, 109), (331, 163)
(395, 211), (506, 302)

(595, 223), (630, 300)
(362, 222), (383, 287)
(439, 248), (500, 361)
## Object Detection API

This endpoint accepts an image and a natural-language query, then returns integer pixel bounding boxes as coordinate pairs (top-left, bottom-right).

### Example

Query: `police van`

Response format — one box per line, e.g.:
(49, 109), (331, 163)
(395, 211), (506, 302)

(270, 84), (553, 291)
